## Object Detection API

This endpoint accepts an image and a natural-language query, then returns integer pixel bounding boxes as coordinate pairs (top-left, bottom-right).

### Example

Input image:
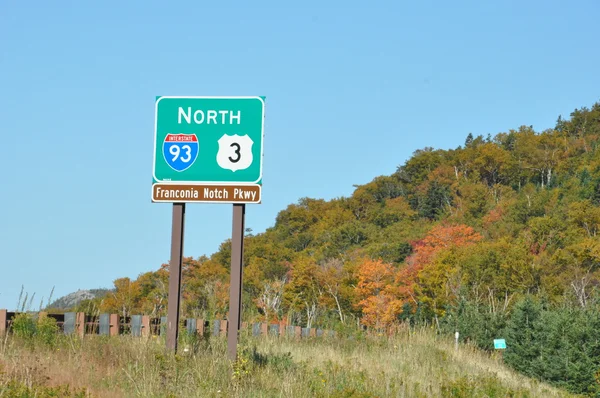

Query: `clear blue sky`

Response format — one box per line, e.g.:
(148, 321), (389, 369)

(1, 0), (598, 310)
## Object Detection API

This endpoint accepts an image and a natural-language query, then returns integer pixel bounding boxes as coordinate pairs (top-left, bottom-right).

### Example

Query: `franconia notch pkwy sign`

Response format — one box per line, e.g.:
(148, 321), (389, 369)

(152, 96), (265, 203)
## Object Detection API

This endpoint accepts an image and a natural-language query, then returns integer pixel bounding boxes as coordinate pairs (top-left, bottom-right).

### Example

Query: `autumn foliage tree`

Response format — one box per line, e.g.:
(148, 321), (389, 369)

(355, 259), (402, 329)
(399, 224), (483, 315)
(100, 277), (142, 317)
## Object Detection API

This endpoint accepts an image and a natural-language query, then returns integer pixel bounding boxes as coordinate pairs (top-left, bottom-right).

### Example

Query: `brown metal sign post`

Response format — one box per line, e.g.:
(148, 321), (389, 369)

(166, 203), (185, 352)
(227, 204), (246, 360)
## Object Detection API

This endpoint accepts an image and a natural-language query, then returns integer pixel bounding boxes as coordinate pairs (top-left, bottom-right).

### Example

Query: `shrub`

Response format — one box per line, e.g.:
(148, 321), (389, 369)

(11, 313), (36, 340)
(9, 312), (60, 347)
(37, 314), (59, 346)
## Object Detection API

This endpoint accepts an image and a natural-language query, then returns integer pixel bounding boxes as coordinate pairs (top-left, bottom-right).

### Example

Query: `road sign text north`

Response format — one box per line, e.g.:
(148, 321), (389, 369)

(178, 107), (241, 125)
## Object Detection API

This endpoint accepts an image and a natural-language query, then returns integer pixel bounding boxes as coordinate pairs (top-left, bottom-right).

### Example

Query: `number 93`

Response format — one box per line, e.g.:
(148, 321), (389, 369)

(169, 144), (192, 162)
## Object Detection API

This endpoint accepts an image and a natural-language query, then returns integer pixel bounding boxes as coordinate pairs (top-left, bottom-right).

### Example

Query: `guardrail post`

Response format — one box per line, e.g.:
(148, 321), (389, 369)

(142, 315), (150, 337)
(279, 321), (286, 337)
(76, 312), (85, 337)
(196, 319), (204, 337)
(0, 310), (6, 336)
(109, 314), (119, 336)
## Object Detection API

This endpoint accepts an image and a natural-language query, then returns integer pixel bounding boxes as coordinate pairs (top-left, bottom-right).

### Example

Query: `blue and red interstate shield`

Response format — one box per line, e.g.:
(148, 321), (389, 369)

(162, 134), (199, 172)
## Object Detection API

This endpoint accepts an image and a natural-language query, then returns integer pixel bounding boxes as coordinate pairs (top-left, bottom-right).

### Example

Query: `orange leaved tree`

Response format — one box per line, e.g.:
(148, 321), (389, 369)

(397, 223), (483, 314)
(355, 258), (402, 329)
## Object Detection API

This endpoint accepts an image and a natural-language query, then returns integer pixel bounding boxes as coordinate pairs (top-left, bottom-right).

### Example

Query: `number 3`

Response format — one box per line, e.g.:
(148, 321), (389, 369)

(229, 143), (241, 163)
(180, 145), (191, 162)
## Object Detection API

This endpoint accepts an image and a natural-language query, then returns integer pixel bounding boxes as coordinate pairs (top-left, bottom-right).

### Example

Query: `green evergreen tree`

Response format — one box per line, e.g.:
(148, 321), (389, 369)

(465, 133), (474, 147)
(503, 296), (542, 377)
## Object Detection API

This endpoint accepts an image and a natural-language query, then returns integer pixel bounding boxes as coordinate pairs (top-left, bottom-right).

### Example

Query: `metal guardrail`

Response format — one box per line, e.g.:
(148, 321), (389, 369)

(0, 309), (337, 339)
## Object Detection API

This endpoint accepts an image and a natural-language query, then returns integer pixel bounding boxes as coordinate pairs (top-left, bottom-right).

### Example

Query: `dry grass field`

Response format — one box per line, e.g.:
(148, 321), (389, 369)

(0, 321), (577, 398)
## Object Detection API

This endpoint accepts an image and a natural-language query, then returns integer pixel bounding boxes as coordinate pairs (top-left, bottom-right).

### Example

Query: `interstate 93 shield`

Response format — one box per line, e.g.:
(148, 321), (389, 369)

(162, 133), (199, 172)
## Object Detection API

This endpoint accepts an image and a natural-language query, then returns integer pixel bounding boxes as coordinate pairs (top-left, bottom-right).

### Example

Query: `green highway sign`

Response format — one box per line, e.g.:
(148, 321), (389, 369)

(152, 96), (265, 203)
(493, 339), (506, 349)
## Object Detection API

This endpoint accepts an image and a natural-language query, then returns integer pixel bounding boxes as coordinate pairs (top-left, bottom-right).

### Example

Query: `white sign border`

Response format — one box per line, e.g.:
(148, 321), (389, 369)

(152, 96), (265, 185)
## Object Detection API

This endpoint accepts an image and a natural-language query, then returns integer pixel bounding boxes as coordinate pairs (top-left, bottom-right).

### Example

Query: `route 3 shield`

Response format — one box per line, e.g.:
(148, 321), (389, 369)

(162, 134), (199, 172)
(217, 134), (254, 172)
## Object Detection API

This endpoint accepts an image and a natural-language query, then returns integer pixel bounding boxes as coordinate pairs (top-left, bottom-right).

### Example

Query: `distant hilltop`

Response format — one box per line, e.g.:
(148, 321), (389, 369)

(47, 288), (111, 311)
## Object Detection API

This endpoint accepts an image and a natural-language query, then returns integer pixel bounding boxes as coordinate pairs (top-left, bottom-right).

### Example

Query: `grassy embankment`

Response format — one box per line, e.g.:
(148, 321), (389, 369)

(0, 323), (578, 398)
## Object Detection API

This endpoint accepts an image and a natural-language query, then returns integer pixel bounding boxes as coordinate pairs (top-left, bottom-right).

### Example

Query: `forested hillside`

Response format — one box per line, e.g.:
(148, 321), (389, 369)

(80, 101), (600, 394)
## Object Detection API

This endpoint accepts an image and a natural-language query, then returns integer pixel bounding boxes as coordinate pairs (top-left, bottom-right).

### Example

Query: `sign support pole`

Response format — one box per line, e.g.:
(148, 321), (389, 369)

(166, 203), (185, 352)
(227, 204), (246, 361)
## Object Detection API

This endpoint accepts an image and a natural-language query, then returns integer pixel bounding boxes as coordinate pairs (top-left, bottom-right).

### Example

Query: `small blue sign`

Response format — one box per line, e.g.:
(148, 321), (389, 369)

(494, 339), (507, 349)
(163, 133), (199, 172)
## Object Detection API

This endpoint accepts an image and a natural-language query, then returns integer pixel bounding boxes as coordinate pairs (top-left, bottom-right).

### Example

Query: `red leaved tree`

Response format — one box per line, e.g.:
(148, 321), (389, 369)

(396, 224), (483, 309)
